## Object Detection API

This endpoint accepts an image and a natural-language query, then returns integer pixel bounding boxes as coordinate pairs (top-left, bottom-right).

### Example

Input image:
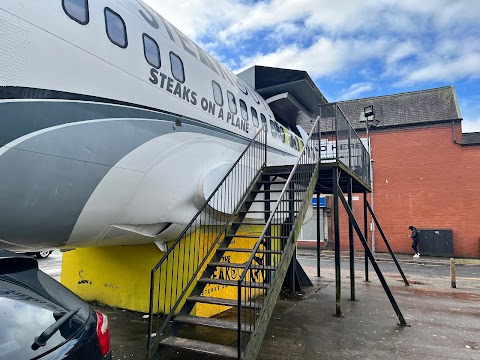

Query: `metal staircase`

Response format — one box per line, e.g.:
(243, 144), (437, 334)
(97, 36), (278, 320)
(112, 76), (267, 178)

(147, 119), (321, 359)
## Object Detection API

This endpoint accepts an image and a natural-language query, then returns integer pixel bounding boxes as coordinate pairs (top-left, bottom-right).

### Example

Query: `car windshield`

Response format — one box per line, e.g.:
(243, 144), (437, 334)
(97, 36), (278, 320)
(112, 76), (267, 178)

(0, 267), (90, 359)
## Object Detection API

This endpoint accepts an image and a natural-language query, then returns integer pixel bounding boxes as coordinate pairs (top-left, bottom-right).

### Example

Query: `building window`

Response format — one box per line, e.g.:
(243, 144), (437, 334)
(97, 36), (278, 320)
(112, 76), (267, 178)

(63, 0), (89, 25)
(240, 100), (248, 121)
(212, 81), (223, 106)
(251, 107), (259, 127)
(105, 8), (127, 48)
(170, 52), (185, 83)
(143, 34), (160, 69)
(227, 91), (237, 114)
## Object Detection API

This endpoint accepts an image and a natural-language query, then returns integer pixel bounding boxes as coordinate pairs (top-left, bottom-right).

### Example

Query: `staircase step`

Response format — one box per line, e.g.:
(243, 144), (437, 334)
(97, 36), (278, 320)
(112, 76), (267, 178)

(187, 295), (262, 308)
(160, 336), (239, 359)
(174, 315), (252, 332)
(208, 262), (276, 271)
(231, 221), (266, 226)
(251, 199), (304, 202)
(198, 278), (270, 289)
(217, 247), (283, 254)
(251, 189), (301, 193)
(228, 234), (289, 239)
(238, 210), (290, 214)
(257, 180), (288, 184)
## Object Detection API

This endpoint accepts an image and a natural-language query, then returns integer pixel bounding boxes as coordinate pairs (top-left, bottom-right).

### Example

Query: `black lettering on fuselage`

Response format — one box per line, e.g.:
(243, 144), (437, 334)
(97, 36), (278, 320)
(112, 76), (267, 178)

(190, 91), (197, 105)
(173, 82), (182, 97)
(166, 77), (174, 93)
(208, 101), (215, 115)
(218, 107), (224, 120)
(159, 72), (168, 88)
(149, 68), (159, 84)
(182, 86), (190, 102)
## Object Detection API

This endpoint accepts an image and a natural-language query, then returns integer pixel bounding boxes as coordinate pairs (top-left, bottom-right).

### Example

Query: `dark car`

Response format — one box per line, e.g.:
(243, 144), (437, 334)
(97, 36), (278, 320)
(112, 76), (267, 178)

(0, 250), (111, 359)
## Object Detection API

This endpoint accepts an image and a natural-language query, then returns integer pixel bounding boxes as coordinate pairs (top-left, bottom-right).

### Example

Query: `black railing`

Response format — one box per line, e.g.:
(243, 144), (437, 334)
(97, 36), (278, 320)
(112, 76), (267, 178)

(236, 117), (321, 359)
(147, 126), (267, 357)
(319, 103), (371, 186)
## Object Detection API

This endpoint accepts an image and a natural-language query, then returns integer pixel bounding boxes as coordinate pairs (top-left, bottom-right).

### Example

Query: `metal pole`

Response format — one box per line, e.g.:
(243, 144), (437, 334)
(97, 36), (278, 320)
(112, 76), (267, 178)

(369, 138), (375, 254)
(316, 192), (321, 277)
(366, 201), (409, 286)
(333, 167), (342, 316)
(363, 189), (369, 282)
(348, 176), (355, 301)
(338, 188), (407, 326)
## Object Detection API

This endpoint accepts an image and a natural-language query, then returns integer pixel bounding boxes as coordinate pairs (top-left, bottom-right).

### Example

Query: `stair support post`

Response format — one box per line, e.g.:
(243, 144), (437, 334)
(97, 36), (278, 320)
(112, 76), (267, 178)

(348, 176), (355, 301)
(366, 201), (409, 286)
(288, 181), (296, 298)
(333, 168), (342, 316)
(337, 186), (407, 326)
(363, 189), (370, 282)
(316, 192), (321, 278)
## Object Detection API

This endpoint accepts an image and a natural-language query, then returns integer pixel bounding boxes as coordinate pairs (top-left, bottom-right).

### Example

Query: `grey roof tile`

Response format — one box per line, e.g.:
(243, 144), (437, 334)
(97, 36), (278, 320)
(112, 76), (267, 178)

(298, 86), (462, 133)
(462, 132), (480, 145)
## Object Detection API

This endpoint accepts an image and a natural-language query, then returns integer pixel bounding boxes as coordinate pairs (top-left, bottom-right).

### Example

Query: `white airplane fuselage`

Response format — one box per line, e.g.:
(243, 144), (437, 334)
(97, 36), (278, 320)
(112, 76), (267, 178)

(0, 0), (305, 251)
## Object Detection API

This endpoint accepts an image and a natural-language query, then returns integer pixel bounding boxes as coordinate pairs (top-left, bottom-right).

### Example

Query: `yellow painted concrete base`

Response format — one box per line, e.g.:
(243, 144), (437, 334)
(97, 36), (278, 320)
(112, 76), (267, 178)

(61, 244), (163, 313)
(61, 225), (279, 316)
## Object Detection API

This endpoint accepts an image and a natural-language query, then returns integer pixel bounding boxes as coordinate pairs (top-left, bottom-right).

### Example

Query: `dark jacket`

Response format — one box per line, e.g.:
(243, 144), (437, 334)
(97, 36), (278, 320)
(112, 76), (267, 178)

(411, 227), (419, 241)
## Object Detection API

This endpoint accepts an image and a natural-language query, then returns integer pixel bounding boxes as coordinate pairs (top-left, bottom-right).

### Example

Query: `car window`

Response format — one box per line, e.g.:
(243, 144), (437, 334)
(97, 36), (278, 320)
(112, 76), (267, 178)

(0, 269), (90, 359)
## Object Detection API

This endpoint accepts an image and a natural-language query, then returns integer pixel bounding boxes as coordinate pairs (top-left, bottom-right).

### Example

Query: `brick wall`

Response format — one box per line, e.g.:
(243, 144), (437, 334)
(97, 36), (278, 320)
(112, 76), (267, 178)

(334, 123), (480, 258)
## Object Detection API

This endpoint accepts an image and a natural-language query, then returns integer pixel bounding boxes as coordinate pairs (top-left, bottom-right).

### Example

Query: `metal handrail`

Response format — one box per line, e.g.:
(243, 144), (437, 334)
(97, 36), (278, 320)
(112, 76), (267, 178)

(147, 125), (267, 356)
(239, 117), (320, 282)
(236, 117), (321, 359)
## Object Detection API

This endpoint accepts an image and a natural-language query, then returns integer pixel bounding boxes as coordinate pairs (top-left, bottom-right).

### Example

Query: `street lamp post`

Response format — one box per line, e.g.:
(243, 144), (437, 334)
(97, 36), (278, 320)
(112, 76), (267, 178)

(360, 105), (378, 252)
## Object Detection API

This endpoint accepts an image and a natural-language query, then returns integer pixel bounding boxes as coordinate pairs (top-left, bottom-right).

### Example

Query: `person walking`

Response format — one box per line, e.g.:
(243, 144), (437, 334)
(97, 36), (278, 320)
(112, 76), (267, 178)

(409, 226), (420, 258)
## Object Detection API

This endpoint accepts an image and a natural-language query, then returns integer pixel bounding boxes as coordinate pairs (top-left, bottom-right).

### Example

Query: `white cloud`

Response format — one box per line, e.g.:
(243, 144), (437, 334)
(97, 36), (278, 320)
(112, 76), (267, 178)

(462, 117), (480, 133)
(141, 0), (480, 117)
(396, 52), (480, 86)
(234, 37), (392, 79)
(337, 82), (374, 101)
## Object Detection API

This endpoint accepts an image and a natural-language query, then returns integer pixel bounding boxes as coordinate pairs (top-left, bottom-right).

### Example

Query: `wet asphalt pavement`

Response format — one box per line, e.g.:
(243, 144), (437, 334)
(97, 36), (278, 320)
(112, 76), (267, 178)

(39, 250), (480, 359)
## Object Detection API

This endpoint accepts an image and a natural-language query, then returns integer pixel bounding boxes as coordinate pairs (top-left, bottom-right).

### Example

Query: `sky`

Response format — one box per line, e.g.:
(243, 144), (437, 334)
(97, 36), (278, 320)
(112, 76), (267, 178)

(145, 0), (480, 132)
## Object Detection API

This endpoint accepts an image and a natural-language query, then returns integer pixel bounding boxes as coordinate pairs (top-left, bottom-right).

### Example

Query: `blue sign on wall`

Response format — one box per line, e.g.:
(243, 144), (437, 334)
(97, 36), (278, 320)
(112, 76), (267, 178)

(312, 197), (326, 207)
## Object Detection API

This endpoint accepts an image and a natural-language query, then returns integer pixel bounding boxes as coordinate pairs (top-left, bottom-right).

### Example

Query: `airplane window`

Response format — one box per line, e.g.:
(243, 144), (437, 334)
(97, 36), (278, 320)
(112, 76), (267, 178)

(212, 81), (223, 106)
(260, 114), (267, 127)
(270, 120), (277, 137)
(240, 100), (248, 121)
(251, 107), (259, 127)
(105, 8), (127, 48)
(279, 125), (286, 143)
(227, 91), (237, 114)
(63, 0), (89, 24)
(143, 34), (160, 69)
(170, 52), (185, 83)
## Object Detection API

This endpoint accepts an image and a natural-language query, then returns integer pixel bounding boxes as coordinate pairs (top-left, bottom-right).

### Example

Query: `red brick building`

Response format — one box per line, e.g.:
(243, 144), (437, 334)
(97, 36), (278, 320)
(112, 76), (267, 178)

(332, 87), (480, 258)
